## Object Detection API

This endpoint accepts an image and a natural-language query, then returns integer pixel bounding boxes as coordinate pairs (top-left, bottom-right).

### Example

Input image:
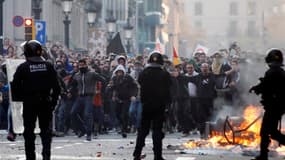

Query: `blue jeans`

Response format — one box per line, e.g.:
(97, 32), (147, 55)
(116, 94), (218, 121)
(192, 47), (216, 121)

(7, 106), (13, 133)
(0, 100), (9, 129)
(70, 96), (94, 136)
(55, 99), (66, 132)
(55, 98), (74, 133)
(129, 100), (142, 129)
(93, 107), (104, 125)
(109, 100), (118, 129)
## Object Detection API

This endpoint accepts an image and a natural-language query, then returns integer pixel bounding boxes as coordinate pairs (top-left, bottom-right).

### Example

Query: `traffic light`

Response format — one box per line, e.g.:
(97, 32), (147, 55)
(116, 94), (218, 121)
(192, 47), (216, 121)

(24, 18), (35, 41)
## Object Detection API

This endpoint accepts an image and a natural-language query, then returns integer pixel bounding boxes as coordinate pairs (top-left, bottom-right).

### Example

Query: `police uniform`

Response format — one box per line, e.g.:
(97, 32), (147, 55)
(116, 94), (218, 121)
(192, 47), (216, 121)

(250, 49), (285, 160)
(133, 52), (172, 160)
(11, 40), (60, 160)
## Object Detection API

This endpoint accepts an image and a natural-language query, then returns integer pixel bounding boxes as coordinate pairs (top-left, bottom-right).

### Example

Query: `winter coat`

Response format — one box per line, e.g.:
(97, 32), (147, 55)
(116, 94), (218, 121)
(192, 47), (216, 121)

(112, 65), (138, 101)
(73, 69), (105, 96)
(170, 75), (190, 101)
(138, 63), (172, 107)
(251, 65), (285, 112)
(11, 57), (60, 104)
(179, 73), (217, 99)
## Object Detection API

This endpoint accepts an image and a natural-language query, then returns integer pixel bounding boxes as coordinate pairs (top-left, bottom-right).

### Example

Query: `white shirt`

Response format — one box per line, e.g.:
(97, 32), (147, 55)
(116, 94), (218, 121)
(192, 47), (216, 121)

(185, 71), (198, 97)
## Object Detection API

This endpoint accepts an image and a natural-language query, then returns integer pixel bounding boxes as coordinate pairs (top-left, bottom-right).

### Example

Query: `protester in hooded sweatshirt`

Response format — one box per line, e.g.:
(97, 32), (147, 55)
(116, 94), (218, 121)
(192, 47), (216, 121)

(109, 64), (138, 138)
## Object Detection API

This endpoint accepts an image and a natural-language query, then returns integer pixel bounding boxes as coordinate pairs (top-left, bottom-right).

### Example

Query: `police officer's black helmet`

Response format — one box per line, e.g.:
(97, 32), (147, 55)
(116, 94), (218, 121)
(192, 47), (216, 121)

(23, 40), (42, 57)
(148, 51), (164, 65)
(265, 48), (284, 66)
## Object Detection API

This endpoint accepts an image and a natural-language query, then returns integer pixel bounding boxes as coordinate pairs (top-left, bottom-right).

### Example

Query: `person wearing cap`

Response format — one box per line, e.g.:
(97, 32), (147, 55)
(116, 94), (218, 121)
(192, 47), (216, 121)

(11, 40), (61, 160)
(133, 51), (172, 160)
(250, 49), (285, 160)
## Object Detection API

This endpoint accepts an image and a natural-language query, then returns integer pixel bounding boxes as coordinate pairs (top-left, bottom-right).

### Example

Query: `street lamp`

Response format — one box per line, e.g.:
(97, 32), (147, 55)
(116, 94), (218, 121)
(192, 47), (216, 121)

(105, 10), (117, 43)
(124, 18), (133, 54)
(61, 0), (73, 48)
(135, 0), (143, 54)
(84, 0), (97, 27)
(32, 0), (42, 20)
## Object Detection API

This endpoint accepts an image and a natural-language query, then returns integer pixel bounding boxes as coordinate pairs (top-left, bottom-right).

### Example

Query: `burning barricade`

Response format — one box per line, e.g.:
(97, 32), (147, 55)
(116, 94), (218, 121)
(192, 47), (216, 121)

(168, 105), (285, 158)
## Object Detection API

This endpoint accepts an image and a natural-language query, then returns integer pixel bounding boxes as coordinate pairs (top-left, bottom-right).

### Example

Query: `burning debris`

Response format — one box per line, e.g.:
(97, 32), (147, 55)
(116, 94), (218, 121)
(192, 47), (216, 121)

(183, 105), (263, 148)
(168, 105), (285, 158)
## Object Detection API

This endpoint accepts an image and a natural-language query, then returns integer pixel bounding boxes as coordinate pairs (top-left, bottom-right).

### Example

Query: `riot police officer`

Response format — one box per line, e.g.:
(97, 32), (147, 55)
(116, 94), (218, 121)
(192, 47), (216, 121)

(11, 40), (60, 160)
(250, 49), (285, 160)
(133, 51), (172, 160)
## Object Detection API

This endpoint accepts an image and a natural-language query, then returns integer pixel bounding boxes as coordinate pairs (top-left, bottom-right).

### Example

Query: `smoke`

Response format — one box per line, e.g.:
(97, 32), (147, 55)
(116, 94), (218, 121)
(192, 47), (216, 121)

(212, 52), (268, 122)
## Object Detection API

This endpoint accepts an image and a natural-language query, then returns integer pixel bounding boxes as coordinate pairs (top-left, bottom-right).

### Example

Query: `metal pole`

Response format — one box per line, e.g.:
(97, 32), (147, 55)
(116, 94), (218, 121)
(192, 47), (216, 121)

(135, 1), (142, 54)
(63, 15), (70, 48)
(0, 0), (4, 55)
(126, 39), (131, 53)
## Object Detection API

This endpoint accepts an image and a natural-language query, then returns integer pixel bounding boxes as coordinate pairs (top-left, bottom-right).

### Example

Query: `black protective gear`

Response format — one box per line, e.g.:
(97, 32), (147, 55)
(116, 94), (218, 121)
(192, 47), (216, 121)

(24, 40), (42, 57)
(250, 52), (285, 160)
(148, 51), (164, 65)
(11, 53), (60, 160)
(265, 48), (283, 66)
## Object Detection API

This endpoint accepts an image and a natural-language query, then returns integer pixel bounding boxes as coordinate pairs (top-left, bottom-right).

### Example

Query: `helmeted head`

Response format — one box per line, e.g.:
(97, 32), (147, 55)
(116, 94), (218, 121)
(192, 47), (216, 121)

(265, 48), (284, 66)
(23, 40), (42, 57)
(148, 51), (164, 65)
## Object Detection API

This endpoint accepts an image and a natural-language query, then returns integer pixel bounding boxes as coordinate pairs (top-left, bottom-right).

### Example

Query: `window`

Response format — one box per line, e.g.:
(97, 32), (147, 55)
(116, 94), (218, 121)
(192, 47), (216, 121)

(248, 1), (257, 16)
(194, 2), (203, 16)
(146, 0), (162, 12)
(229, 2), (238, 16)
(228, 21), (238, 37)
(247, 21), (257, 37)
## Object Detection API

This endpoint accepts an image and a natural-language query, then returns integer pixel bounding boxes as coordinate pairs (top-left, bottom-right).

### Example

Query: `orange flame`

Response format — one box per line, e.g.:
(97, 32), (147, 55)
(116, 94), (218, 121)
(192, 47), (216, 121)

(183, 105), (263, 148)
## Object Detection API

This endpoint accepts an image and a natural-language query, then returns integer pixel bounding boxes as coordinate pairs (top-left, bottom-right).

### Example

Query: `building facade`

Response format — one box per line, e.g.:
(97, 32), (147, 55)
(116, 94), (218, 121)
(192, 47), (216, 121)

(182, 0), (285, 53)
(3, 0), (88, 50)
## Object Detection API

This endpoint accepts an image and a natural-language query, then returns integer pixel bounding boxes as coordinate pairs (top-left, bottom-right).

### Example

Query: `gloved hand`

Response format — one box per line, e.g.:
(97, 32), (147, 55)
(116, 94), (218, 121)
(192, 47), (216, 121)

(249, 85), (261, 95)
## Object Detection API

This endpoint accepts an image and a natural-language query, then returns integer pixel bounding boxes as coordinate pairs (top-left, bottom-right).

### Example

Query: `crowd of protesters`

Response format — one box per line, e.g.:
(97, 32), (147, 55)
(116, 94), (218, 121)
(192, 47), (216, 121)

(0, 37), (243, 141)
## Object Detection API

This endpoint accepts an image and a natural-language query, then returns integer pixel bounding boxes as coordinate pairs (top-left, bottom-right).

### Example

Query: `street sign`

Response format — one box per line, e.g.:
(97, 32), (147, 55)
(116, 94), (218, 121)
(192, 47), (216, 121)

(35, 20), (46, 45)
(12, 15), (24, 27)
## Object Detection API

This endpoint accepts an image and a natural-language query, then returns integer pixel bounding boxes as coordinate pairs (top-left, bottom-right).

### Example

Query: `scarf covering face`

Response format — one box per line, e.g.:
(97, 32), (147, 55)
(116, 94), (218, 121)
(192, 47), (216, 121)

(211, 58), (222, 75)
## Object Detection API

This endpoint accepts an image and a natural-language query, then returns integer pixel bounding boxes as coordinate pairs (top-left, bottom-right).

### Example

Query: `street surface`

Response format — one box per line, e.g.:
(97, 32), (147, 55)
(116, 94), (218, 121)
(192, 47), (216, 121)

(0, 130), (284, 160)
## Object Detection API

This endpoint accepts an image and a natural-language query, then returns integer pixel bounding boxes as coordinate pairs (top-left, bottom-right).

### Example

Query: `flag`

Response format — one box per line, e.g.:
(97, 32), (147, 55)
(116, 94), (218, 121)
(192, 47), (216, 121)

(173, 47), (181, 66)
(106, 32), (126, 55)
(155, 37), (164, 54)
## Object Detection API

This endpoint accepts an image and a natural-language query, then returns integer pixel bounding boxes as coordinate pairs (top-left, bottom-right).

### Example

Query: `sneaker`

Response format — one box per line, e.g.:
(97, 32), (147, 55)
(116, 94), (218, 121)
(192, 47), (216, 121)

(77, 131), (85, 138)
(86, 135), (91, 141)
(7, 133), (16, 142)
